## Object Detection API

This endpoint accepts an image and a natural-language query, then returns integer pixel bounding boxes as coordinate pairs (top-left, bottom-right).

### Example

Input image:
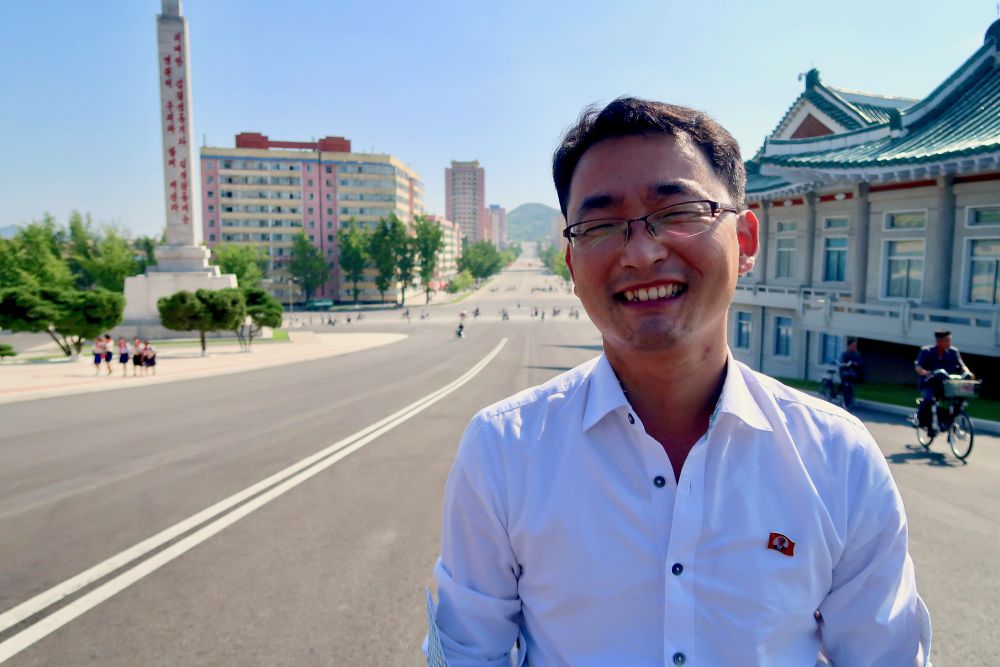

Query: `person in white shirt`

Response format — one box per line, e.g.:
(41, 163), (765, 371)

(427, 97), (930, 667)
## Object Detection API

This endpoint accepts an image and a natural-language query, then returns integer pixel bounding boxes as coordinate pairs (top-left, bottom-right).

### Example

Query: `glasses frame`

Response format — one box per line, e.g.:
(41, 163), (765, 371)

(562, 199), (739, 250)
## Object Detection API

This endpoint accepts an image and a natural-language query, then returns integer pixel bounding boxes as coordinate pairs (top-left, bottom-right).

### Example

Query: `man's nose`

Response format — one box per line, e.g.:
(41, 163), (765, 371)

(619, 221), (668, 267)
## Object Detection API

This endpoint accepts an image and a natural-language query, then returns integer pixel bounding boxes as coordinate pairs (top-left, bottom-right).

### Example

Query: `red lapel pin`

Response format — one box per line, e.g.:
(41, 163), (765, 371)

(767, 532), (796, 556)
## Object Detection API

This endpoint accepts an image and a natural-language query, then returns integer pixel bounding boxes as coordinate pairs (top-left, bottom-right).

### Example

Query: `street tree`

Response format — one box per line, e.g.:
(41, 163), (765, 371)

(369, 216), (404, 303)
(10, 219), (74, 290)
(82, 229), (140, 292)
(458, 240), (503, 281)
(337, 219), (369, 304)
(288, 233), (330, 301)
(413, 215), (444, 304)
(213, 243), (268, 288)
(0, 286), (124, 356)
(396, 235), (416, 308)
(236, 287), (283, 350)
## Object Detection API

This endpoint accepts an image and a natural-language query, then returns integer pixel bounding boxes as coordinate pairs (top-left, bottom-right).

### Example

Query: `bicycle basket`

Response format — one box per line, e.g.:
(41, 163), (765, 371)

(943, 378), (980, 398)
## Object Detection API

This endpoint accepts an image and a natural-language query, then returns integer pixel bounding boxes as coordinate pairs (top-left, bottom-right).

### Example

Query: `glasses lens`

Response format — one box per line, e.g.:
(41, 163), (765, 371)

(570, 220), (627, 251)
(648, 201), (715, 238)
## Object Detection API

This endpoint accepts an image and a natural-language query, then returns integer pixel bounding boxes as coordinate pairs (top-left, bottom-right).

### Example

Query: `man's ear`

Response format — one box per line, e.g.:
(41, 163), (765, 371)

(564, 244), (578, 296)
(737, 209), (759, 275)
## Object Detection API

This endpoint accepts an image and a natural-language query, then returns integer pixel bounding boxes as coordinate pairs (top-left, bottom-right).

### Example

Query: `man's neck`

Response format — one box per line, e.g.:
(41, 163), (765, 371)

(607, 342), (729, 480)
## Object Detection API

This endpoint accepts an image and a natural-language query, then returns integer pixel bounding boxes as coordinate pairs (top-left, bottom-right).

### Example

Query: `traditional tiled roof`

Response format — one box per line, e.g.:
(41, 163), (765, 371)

(763, 57), (1000, 169)
(745, 160), (790, 194)
(756, 21), (1000, 177)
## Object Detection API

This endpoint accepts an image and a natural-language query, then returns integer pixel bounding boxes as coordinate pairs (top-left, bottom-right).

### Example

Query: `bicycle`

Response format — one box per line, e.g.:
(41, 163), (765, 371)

(908, 375), (980, 461)
(818, 362), (858, 409)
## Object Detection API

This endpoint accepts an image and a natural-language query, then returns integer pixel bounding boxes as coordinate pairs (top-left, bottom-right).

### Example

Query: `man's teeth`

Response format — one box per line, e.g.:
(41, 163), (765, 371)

(623, 284), (683, 302)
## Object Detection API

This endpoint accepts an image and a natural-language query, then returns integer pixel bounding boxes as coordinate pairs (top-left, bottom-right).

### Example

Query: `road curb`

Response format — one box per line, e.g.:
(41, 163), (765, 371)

(850, 398), (1000, 437)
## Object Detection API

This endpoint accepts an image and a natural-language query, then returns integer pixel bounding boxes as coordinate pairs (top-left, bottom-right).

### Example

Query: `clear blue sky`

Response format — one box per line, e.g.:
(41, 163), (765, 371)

(1, 0), (995, 236)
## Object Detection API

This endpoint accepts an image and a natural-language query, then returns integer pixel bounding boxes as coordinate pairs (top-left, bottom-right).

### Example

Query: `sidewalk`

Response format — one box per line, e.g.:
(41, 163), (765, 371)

(0, 332), (407, 405)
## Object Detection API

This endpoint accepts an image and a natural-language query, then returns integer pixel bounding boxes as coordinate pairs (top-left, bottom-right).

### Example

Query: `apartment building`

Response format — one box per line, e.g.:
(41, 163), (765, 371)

(487, 204), (508, 248)
(731, 19), (1000, 392)
(445, 160), (488, 243)
(200, 133), (424, 303)
(424, 215), (461, 291)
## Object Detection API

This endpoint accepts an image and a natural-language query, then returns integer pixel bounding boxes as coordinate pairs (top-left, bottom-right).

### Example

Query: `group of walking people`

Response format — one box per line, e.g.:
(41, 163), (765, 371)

(92, 335), (156, 377)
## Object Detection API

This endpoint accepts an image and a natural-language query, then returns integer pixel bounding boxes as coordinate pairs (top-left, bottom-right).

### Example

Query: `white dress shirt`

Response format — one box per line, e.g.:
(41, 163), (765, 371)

(430, 352), (931, 666)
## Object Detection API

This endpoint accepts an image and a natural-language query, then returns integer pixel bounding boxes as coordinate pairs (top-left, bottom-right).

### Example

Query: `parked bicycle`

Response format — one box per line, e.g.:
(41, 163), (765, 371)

(818, 361), (859, 409)
(908, 374), (980, 461)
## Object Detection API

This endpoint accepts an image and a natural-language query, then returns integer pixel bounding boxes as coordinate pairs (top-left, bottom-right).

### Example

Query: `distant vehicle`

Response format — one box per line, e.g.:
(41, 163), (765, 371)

(304, 299), (334, 311)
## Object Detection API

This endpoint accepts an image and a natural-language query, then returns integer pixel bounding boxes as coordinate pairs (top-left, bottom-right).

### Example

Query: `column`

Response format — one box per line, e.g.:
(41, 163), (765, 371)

(802, 193), (817, 286)
(851, 182), (870, 303)
(924, 175), (956, 308)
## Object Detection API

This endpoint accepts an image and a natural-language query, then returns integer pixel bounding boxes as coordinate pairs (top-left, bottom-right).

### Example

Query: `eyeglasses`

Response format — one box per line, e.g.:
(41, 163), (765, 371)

(562, 200), (738, 252)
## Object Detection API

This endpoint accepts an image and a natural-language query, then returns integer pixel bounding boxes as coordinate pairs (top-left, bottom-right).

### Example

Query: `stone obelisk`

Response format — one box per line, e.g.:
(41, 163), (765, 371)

(123, 0), (236, 334)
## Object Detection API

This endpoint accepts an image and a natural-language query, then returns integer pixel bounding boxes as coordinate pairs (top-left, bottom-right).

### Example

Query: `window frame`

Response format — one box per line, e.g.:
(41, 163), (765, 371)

(822, 236), (849, 283)
(773, 315), (793, 357)
(961, 234), (1000, 308)
(882, 209), (927, 231)
(880, 237), (926, 301)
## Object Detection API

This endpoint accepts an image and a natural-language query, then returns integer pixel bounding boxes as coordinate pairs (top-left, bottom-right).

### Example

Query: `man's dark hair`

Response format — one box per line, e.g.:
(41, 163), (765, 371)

(934, 330), (952, 339)
(552, 97), (746, 219)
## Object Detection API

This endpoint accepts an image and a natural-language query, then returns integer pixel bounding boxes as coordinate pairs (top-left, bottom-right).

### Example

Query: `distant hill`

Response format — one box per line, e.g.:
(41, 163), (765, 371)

(506, 203), (562, 242)
(0, 224), (20, 239)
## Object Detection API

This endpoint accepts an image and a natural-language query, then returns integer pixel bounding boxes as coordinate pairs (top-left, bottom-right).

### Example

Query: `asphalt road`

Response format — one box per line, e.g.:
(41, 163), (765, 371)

(1, 258), (996, 666)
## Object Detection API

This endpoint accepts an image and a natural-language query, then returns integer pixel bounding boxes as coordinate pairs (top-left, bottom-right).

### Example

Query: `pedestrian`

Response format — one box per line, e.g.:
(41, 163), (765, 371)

(132, 338), (145, 377)
(142, 340), (156, 376)
(92, 336), (105, 375)
(427, 97), (930, 666)
(117, 337), (130, 377)
(102, 334), (114, 375)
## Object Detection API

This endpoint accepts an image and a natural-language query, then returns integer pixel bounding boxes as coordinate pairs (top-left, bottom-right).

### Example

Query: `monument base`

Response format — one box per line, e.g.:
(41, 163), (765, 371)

(123, 267), (238, 335)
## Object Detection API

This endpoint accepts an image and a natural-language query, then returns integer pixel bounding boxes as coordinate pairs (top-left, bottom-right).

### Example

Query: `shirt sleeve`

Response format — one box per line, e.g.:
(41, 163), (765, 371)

(430, 415), (522, 667)
(817, 434), (931, 666)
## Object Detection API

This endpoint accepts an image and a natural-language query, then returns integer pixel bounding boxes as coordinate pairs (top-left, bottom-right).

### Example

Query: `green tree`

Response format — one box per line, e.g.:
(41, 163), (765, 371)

(84, 229), (140, 292)
(539, 243), (571, 283)
(0, 343), (16, 361)
(0, 238), (35, 288)
(413, 216), (444, 305)
(12, 220), (74, 290)
(368, 216), (404, 303)
(157, 289), (244, 356)
(396, 235), (416, 308)
(288, 233), (330, 301)
(458, 241), (503, 281)
(445, 269), (474, 293)
(0, 286), (124, 356)
(337, 219), (370, 304)
(66, 211), (97, 288)
(213, 243), (268, 288)
(237, 287), (284, 350)
(134, 236), (158, 272)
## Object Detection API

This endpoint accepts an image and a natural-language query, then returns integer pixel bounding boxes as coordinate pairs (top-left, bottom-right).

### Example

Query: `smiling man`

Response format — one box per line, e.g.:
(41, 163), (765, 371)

(428, 98), (930, 666)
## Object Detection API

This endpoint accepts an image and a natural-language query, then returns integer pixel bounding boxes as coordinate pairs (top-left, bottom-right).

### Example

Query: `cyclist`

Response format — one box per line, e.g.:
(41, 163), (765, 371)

(915, 330), (975, 436)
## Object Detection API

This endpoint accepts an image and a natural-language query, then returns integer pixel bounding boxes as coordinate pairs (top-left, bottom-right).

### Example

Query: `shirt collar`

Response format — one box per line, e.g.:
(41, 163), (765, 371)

(582, 349), (772, 433)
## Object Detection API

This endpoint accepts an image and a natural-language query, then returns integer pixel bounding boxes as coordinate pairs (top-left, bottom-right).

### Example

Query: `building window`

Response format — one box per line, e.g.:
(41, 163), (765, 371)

(309, 221), (315, 229)
(326, 179), (332, 187)
(773, 316), (792, 357)
(207, 191), (214, 198)
(824, 217), (848, 230)
(309, 235), (315, 241)
(967, 238), (1000, 304)
(327, 221), (333, 228)
(208, 219), (215, 227)
(885, 211), (926, 230)
(775, 237), (796, 279)
(306, 165), (312, 172)
(884, 239), (924, 299)
(209, 233), (216, 241)
(309, 193), (314, 200)
(820, 333), (843, 365)
(968, 205), (1000, 227)
(308, 179), (313, 186)
(325, 165), (332, 173)
(207, 176), (214, 184)
(735, 311), (751, 350)
(823, 237), (847, 282)
(308, 207), (314, 214)
(776, 221), (797, 233)
(327, 234), (334, 242)
(326, 208), (333, 215)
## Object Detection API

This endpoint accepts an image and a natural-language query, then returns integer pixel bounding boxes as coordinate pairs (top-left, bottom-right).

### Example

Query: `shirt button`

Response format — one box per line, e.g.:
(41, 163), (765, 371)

(673, 652), (686, 665)
(653, 476), (666, 488)
(627, 413), (635, 424)
(671, 562), (683, 576)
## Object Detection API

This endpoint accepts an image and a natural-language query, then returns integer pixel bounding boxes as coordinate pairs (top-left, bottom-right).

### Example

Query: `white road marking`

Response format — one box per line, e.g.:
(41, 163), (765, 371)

(0, 337), (508, 663)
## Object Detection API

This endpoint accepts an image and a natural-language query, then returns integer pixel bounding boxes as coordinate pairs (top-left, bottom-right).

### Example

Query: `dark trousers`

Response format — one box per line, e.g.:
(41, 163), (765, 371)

(918, 376), (944, 428)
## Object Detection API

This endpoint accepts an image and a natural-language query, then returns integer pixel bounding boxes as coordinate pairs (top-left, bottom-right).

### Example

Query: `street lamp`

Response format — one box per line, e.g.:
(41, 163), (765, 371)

(287, 276), (297, 317)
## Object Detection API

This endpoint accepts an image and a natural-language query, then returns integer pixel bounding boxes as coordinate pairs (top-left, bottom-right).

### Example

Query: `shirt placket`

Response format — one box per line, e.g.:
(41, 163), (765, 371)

(660, 425), (714, 667)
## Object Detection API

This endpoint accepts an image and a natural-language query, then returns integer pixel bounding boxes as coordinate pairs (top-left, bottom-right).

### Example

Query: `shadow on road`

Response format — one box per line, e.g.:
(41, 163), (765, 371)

(885, 444), (957, 467)
(545, 344), (603, 352)
(526, 365), (574, 373)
